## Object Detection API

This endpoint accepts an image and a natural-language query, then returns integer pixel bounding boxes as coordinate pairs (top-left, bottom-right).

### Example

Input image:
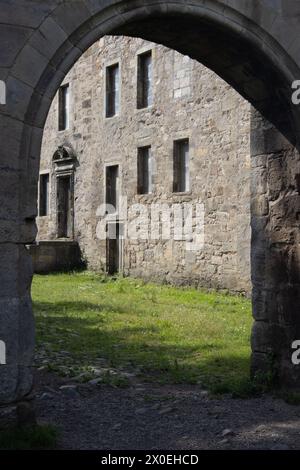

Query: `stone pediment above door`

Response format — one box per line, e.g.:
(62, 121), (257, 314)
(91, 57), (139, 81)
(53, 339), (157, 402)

(53, 144), (77, 173)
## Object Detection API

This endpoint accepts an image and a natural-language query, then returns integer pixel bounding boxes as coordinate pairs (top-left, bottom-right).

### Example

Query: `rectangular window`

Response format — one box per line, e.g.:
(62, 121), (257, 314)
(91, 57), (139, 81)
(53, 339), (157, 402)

(106, 165), (119, 211)
(106, 63), (120, 117)
(58, 84), (70, 131)
(137, 146), (152, 194)
(137, 51), (152, 109)
(39, 173), (50, 217)
(173, 139), (190, 193)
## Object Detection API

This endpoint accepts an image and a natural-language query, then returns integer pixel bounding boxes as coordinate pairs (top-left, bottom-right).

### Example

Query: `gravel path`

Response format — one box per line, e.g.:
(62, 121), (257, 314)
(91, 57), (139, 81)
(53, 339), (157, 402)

(12, 371), (299, 450)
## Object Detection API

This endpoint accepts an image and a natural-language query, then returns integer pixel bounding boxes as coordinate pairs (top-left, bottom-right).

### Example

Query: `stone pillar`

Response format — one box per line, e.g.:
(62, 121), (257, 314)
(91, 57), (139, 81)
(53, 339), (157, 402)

(250, 108), (300, 388)
(0, 245), (35, 403)
(0, 119), (37, 404)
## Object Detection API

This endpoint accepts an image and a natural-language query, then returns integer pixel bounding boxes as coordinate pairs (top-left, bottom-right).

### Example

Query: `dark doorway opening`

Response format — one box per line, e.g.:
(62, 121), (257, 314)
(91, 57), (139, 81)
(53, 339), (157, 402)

(57, 175), (73, 238)
(106, 222), (123, 275)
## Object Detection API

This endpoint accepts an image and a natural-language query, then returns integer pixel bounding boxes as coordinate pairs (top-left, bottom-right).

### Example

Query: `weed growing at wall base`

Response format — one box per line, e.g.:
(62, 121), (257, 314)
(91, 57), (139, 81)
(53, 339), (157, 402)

(0, 425), (58, 450)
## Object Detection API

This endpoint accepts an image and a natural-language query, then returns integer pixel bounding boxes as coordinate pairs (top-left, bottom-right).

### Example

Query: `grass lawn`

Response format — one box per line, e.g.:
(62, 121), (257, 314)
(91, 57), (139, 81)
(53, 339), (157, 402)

(32, 272), (253, 396)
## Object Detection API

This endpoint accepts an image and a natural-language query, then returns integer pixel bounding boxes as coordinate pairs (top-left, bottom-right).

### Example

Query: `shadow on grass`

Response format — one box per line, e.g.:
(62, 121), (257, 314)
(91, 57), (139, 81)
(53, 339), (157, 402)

(33, 300), (252, 396)
(33, 300), (131, 315)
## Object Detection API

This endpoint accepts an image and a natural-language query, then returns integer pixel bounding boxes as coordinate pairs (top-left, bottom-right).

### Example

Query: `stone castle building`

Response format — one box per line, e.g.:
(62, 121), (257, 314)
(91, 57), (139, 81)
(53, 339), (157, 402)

(32, 35), (252, 294)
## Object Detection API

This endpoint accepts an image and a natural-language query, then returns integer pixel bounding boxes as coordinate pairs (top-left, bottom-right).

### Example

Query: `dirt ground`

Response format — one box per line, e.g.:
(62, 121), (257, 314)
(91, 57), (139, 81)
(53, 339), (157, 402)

(2, 370), (299, 450)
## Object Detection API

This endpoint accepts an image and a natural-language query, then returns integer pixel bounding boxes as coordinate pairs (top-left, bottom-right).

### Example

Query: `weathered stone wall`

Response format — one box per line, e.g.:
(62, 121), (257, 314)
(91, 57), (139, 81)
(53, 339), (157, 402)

(250, 109), (300, 386)
(28, 241), (82, 274)
(38, 35), (252, 294)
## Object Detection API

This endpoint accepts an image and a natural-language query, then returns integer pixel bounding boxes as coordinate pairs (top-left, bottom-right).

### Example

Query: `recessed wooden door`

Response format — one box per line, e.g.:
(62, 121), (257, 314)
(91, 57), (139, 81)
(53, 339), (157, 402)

(57, 175), (73, 238)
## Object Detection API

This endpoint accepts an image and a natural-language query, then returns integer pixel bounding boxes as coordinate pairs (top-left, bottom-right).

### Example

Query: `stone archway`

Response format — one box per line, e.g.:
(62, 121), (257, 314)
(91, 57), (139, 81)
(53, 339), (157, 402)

(1, 0), (300, 402)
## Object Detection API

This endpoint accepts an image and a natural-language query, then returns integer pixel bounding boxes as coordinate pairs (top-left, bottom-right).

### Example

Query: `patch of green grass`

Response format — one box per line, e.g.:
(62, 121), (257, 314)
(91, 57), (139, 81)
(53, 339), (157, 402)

(32, 272), (253, 395)
(0, 425), (58, 450)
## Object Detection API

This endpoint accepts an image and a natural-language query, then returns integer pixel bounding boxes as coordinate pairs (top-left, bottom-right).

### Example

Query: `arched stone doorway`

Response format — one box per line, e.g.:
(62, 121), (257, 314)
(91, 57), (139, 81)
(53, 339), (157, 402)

(1, 0), (300, 402)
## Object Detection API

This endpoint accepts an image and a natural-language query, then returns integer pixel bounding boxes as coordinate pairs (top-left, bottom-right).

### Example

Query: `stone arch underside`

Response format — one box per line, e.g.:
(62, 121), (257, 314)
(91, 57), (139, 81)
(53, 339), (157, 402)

(1, 0), (300, 402)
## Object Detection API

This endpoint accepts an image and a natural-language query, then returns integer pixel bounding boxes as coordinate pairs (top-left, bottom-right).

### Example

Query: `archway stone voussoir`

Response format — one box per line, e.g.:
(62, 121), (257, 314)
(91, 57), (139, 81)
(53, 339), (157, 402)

(11, 44), (49, 90)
